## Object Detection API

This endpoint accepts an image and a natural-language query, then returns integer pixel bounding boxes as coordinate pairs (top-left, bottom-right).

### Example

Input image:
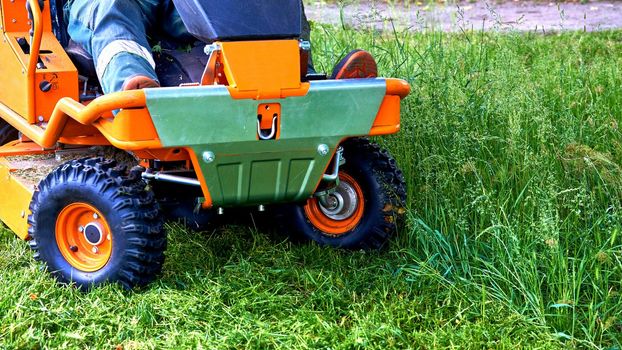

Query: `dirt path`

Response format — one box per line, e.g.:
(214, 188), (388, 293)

(305, 1), (622, 32)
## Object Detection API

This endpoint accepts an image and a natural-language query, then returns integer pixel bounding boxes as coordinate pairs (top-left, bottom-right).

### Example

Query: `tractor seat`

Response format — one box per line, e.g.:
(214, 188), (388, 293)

(65, 39), (97, 79)
(64, 39), (209, 88)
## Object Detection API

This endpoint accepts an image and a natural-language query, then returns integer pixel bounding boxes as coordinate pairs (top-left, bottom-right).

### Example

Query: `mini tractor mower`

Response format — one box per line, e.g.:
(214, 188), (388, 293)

(0, 0), (410, 289)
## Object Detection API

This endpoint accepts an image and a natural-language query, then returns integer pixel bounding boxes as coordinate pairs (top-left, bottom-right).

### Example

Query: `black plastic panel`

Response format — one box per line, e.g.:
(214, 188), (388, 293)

(171, 0), (301, 42)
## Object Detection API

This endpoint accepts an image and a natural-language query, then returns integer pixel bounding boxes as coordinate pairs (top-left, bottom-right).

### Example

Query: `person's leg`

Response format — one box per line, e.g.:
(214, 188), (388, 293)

(67, 0), (159, 93)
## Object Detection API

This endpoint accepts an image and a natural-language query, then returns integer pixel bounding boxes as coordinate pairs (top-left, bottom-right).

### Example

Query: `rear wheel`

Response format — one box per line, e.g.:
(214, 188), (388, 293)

(0, 119), (18, 145)
(28, 158), (165, 290)
(281, 138), (406, 249)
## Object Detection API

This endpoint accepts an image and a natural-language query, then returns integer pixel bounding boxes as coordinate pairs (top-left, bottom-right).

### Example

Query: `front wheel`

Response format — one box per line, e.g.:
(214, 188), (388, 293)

(281, 138), (406, 249)
(28, 158), (165, 290)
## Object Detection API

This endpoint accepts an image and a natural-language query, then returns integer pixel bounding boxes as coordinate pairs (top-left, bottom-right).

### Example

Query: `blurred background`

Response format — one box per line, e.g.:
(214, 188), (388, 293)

(305, 0), (622, 32)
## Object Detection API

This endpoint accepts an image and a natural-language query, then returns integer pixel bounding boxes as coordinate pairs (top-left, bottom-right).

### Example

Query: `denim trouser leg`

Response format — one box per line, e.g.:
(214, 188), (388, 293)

(67, 0), (162, 93)
(67, 0), (313, 93)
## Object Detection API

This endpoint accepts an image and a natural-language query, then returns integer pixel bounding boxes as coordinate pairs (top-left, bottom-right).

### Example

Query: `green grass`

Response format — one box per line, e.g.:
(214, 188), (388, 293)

(2, 26), (622, 349)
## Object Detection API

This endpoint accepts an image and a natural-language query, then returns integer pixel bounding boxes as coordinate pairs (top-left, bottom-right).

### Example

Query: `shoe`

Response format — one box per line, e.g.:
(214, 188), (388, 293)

(331, 49), (378, 79)
(122, 75), (160, 90)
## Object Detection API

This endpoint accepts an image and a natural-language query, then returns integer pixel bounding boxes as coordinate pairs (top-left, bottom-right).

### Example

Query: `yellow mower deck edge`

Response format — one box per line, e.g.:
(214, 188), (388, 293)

(0, 157), (34, 240)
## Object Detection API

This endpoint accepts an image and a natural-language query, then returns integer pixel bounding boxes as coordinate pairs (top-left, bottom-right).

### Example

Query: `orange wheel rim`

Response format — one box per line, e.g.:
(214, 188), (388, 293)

(55, 203), (112, 272)
(304, 173), (365, 235)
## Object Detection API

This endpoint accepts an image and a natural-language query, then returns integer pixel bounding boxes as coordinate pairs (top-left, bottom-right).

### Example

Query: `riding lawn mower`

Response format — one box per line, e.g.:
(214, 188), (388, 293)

(0, 0), (410, 289)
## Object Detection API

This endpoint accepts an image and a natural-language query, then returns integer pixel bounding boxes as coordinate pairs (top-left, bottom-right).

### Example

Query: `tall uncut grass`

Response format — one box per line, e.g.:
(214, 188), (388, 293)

(0, 25), (621, 349)
(314, 25), (622, 347)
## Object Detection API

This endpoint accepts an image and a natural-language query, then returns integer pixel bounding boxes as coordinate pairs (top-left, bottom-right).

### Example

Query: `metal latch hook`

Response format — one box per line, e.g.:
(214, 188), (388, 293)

(257, 116), (278, 140)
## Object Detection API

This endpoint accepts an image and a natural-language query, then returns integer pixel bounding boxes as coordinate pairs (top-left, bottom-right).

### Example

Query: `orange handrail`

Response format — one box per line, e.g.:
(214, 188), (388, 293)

(0, 90), (146, 149)
(26, 0), (43, 122)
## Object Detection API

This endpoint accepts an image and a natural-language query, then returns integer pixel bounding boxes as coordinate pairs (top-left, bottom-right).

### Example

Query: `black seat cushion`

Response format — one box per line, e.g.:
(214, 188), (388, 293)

(154, 44), (209, 87)
(65, 39), (97, 79)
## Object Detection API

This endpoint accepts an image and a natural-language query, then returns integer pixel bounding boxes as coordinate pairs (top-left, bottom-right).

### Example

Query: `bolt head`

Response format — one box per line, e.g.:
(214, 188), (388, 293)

(203, 151), (216, 163)
(92, 246), (99, 254)
(317, 144), (330, 156)
(92, 213), (99, 219)
(78, 226), (84, 233)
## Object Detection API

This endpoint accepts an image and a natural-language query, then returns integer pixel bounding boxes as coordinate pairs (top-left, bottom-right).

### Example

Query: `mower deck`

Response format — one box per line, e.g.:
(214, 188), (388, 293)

(0, 155), (39, 239)
(0, 145), (133, 239)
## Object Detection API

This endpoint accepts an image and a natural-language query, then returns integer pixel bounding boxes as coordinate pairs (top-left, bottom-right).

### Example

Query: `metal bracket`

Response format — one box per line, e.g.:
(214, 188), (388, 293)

(314, 147), (346, 207)
(322, 147), (344, 182)
(201, 44), (222, 86)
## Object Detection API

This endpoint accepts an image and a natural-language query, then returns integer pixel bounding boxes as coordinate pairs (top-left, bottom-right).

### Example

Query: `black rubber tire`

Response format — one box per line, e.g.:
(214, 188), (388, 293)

(28, 157), (165, 290)
(0, 119), (18, 146)
(280, 138), (406, 249)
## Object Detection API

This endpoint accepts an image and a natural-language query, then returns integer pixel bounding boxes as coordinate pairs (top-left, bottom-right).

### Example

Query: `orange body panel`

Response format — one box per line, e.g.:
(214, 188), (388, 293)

(0, 32), (29, 117)
(220, 40), (310, 100)
(97, 108), (160, 143)
(33, 34), (80, 122)
(370, 95), (401, 136)
(1, 0), (78, 122)
(1, 0), (52, 32)
(0, 140), (50, 157)
(0, 157), (34, 240)
(369, 78), (411, 136)
(6, 31), (80, 122)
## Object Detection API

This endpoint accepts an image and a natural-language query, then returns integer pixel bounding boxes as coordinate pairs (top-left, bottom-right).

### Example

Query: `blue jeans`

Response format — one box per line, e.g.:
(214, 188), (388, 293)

(66, 0), (313, 94)
(65, 0), (193, 93)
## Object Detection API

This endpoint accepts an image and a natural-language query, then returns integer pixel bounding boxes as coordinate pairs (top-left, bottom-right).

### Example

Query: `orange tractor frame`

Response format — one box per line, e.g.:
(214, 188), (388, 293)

(0, 0), (410, 289)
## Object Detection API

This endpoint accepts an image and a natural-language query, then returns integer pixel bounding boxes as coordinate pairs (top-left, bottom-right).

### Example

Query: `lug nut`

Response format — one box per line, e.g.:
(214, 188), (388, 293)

(78, 226), (84, 233)
(92, 247), (99, 254)
(93, 213), (99, 219)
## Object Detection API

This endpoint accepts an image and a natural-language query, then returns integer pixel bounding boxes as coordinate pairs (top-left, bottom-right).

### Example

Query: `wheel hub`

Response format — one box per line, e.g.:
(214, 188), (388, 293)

(55, 203), (113, 272)
(83, 223), (104, 245)
(318, 180), (359, 221)
(304, 172), (366, 236)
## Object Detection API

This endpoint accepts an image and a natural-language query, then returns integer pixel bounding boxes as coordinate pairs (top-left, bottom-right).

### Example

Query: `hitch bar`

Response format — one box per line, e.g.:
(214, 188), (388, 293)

(142, 172), (201, 187)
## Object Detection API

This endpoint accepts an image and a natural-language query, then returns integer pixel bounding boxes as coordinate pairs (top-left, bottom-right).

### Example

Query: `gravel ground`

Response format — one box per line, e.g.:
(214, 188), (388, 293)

(305, 1), (622, 32)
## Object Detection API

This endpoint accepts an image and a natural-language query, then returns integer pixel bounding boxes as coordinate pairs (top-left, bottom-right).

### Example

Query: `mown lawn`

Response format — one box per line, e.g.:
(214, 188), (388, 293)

(1, 26), (622, 349)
